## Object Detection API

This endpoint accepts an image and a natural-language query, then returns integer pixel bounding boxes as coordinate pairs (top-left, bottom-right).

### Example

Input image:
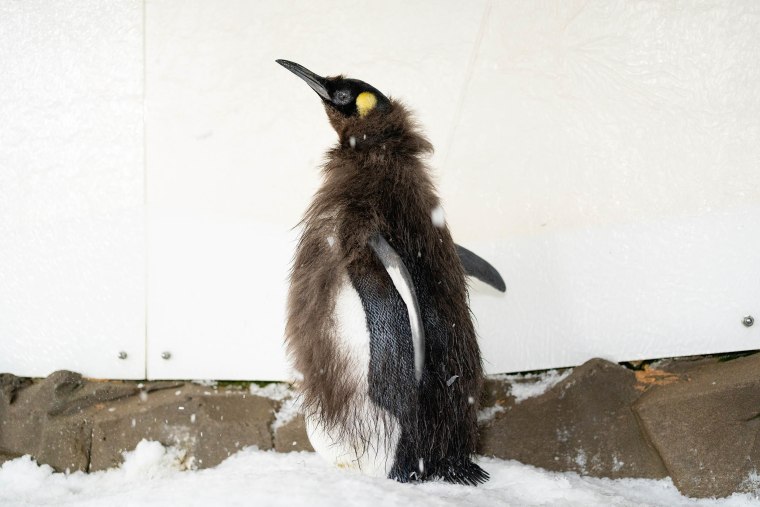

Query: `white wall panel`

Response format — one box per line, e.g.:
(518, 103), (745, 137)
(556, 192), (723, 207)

(145, 0), (488, 379)
(2, 1), (758, 381)
(0, 1), (145, 378)
(470, 207), (760, 373)
(445, 0), (760, 371)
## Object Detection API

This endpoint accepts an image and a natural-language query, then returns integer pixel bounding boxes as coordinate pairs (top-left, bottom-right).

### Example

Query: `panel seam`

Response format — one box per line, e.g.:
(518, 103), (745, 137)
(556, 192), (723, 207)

(441, 0), (492, 170)
(142, 0), (149, 380)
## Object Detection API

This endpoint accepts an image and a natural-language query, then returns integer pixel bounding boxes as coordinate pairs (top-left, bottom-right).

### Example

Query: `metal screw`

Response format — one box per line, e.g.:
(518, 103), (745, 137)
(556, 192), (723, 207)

(161, 351), (172, 360)
(118, 351), (128, 360)
(743, 315), (754, 328)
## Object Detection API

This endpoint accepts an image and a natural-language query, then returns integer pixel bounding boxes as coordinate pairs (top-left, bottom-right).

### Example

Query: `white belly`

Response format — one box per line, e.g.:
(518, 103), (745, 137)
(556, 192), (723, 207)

(306, 273), (400, 477)
(306, 408), (398, 477)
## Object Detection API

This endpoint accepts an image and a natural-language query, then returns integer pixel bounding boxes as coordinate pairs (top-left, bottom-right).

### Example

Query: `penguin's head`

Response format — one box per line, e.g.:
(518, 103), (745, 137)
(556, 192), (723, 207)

(276, 59), (391, 123)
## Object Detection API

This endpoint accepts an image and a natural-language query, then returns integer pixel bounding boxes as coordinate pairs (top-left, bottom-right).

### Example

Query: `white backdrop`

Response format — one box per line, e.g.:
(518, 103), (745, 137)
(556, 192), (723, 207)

(1, 0), (759, 380)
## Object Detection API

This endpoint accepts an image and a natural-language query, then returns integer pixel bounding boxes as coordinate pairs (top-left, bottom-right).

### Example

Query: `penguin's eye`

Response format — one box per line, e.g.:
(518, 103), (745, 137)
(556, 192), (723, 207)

(333, 89), (352, 105)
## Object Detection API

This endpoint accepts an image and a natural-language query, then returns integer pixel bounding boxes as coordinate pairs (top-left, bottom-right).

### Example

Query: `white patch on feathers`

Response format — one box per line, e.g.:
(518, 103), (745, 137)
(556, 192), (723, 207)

(305, 410), (398, 478)
(306, 273), (400, 476)
(333, 274), (371, 381)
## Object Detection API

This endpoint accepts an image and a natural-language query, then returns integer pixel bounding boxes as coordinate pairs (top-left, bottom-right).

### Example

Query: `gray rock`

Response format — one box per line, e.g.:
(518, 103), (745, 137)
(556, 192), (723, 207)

(1, 374), (278, 473)
(649, 355), (721, 375)
(143, 381), (185, 393)
(0, 373), (32, 404)
(3, 354), (757, 501)
(0, 449), (22, 466)
(480, 377), (514, 409)
(21, 369), (138, 417)
(31, 370), (84, 417)
(36, 419), (92, 473)
(479, 358), (668, 479)
(89, 387), (277, 471)
(634, 352), (760, 498)
(0, 379), (48, 458)
(48, 383), (139, 417)
(274, 414), (314, 453)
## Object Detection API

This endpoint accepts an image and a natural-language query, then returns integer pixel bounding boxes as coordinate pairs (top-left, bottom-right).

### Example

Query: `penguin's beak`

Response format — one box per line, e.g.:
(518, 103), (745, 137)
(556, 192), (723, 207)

(276, 59), (331, 101)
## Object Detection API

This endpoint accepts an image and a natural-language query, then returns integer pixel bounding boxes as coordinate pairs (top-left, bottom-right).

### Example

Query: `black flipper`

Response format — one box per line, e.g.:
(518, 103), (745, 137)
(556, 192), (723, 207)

(455, 244), (506, 293)
(350, 235), (421, 482)
(369, 234), (425, 381)
(356, 235), (490, 485)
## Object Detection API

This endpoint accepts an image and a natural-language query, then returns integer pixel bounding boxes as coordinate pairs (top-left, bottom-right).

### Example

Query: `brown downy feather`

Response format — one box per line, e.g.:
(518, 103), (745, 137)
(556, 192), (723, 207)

(285, 98), (484, 482)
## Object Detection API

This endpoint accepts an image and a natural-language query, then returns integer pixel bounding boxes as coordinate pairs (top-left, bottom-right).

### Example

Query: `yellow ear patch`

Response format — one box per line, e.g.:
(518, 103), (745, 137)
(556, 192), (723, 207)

(356, 92), (377, 117)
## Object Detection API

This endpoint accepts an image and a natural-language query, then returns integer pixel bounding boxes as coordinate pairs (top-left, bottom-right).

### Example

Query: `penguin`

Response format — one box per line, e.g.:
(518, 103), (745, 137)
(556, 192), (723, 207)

(278, 59), (505, 486)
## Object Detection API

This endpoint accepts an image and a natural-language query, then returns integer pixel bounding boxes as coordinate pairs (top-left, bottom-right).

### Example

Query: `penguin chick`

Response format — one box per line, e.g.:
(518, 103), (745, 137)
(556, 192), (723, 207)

(278, 59), (491, 486)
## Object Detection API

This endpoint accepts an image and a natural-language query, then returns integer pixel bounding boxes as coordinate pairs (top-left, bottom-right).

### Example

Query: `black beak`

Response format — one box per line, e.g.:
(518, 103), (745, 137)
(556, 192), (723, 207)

(276, 59), (330, 101)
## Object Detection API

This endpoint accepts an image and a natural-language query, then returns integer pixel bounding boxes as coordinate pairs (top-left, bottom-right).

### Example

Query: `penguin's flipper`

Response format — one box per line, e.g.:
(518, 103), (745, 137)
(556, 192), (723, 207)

(369, 234), (425, 381)
(455, 244), (506, 293)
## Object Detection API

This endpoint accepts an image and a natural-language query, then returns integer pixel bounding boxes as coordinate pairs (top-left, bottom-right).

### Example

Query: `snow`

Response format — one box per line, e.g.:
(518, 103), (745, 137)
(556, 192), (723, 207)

(477, 370), (575, 422)
(272, 395), (301, 432)
(430, 205), (445, 228)
(248, 382), (301, 431)
(1, 441), (757, 507)
(494, 369), (574, 403)
(249, 382), (292, 401)
(477, 404), (506, 423)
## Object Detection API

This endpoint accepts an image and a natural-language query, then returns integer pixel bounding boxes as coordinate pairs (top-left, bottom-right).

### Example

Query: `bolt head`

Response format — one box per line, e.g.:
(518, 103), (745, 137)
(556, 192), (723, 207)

(161, 351), (172, 360)
(742, 315), (754, 328)
(118, 351), (128, 360)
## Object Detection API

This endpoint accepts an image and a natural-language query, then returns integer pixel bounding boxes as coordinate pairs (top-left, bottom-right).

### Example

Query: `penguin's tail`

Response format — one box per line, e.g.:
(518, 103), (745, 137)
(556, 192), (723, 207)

(438, 459), (490, 486)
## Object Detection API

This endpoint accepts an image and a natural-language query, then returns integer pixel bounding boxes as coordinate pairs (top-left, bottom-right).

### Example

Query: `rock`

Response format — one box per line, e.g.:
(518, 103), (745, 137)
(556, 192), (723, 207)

(31, 370), (84, 416)
(479, 358), (668, 479)
(274, 414), (314, 453)
(25, 370), (138, 417)
(192, 395), (276, 467)
(649, 355), (722, 375)
(143, 381), (185, 393)
(48, 383), (139, 417)
(633, 352), (760, 498)
(36, 419), (92, 473)
(0, 373), (32, 404)
(0, 449), (22, 466)
(0, 372), (280, 474)
(480, 377), (514, 409)
(8, 354), (756, 499)
(0, 379), (49, 458)
(89, 388), (277, 471)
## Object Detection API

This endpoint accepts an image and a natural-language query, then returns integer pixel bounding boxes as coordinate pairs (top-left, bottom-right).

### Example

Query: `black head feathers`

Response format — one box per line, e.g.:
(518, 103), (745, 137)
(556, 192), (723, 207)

(277, 59), (432, 155)
(276, 59), (391, 119)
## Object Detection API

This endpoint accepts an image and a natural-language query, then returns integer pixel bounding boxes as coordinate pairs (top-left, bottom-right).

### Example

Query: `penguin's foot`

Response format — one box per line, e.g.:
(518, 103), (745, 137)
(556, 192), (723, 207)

(389, 457), (489, 486)
(437, 459), (490, 486)
(388, 460), (423, 484)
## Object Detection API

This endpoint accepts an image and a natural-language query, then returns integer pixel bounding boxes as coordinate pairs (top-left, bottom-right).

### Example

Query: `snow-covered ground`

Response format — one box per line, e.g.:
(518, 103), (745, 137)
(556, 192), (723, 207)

(1, 441), (758, 507)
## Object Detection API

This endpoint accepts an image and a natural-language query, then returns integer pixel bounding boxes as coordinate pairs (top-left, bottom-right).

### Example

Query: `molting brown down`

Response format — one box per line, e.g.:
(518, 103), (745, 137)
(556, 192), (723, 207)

(285, 95), (487, 484)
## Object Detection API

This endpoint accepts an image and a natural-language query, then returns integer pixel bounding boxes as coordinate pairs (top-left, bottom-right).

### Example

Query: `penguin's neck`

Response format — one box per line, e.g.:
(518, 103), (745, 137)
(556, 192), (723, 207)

(312, 103), (439, 248)
(325, 100), (434, 158)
